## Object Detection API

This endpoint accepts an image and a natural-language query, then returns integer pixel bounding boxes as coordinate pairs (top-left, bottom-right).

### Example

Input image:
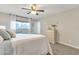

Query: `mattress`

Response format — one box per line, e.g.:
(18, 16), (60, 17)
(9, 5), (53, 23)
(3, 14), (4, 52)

(11, 34), (53, 55)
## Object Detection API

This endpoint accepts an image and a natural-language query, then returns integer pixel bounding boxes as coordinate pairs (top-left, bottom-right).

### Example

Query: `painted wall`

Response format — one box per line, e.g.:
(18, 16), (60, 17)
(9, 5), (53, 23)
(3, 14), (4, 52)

(0, 12), (10, 29)
(41, 7), (79, 49)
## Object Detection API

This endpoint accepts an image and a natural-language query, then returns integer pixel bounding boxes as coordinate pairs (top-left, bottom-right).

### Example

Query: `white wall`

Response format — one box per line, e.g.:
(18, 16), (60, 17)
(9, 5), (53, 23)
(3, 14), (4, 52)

(0, 13), (17, 31)
(41, 7), (79, 49)
(0, 12), (10, 29)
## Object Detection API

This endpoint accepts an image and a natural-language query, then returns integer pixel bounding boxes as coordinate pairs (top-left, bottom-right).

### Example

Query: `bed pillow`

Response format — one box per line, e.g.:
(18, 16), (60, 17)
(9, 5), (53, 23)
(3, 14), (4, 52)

(6, 29), (16, 38)
(0, 29), (11, 40)
(0, 36), (4, 43)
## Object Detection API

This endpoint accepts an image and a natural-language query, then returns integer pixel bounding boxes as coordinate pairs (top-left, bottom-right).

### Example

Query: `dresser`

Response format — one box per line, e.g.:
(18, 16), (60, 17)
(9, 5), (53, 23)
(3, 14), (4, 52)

(47, 27), (56, 44)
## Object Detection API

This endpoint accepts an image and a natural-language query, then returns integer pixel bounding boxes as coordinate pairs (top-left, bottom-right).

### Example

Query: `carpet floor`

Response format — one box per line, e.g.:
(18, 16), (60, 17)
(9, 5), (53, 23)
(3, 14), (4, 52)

(50, 43), (79, 55)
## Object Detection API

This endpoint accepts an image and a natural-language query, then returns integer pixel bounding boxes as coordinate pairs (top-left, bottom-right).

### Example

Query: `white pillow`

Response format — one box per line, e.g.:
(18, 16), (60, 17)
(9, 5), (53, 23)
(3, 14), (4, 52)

(0, 36), (4, 43)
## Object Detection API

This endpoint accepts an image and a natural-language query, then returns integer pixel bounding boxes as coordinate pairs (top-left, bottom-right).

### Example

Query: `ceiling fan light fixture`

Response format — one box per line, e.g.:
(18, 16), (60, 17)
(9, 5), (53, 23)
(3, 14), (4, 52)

(31, 4), (37, 10)
(22, 4), (44, 15)
(31, 11), (36, 14)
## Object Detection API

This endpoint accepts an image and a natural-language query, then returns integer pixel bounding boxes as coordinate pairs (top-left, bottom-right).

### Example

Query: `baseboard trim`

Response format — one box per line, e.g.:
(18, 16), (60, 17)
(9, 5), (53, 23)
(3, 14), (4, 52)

(57, 41), (79, 50)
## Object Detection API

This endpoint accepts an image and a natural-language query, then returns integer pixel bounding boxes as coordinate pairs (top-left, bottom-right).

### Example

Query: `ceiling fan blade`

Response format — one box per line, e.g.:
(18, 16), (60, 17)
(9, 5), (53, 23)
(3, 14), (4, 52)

(22, 8), (31, 10)
(36, 13), (39, 15)
(27, 12), (31, 14)
(36, 10), (44, 12)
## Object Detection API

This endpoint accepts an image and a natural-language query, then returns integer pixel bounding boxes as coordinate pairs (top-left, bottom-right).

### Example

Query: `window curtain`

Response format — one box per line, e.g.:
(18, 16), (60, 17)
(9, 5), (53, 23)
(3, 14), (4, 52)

(10, 14), (16, 32)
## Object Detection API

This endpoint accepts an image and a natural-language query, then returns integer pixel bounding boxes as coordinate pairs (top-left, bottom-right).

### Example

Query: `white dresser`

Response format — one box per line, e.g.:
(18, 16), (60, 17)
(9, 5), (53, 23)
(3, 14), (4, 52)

(46, 27), (56, 44)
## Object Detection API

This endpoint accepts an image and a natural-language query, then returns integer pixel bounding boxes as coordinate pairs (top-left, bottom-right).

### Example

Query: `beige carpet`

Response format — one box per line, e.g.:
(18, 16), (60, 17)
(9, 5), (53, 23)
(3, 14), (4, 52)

(50, 43), (79, 55)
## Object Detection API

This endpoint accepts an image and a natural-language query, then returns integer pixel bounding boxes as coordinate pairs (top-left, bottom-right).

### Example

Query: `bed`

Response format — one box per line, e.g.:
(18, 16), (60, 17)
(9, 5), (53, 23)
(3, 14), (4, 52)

(0, 34), (53, 55)
(11, 34), (53, 55)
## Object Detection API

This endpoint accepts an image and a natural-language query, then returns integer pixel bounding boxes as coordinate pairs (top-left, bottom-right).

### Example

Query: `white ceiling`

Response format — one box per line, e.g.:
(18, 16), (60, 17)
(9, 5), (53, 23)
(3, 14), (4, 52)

(0, 4), (78, 19)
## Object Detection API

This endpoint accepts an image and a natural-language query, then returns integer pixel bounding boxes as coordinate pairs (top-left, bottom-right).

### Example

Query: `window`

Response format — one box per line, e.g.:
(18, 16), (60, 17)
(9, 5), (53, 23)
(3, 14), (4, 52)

(16, 21), (31, 34)
(16, 21), (31, 29)
(21, 23), (30, 29)
(16, 21), (21, 29)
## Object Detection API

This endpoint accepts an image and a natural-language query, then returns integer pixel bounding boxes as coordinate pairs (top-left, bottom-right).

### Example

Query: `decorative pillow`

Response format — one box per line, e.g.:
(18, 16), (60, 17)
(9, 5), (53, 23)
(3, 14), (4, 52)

(0, 36), (4, 43)
(0, 29), (11, 40)
(6, 29), (16, 38)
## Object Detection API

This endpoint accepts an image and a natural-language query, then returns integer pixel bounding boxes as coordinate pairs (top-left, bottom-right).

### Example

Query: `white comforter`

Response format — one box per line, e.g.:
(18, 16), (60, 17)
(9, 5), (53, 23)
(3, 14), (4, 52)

(11, 34), (53, 55)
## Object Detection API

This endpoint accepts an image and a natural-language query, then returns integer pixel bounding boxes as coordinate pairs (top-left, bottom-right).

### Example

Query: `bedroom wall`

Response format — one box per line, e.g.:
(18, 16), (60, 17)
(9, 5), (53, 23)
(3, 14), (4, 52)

(0, 12), (10, 29)
(41, 7), (79, 49)
(0, 13), (17, 31)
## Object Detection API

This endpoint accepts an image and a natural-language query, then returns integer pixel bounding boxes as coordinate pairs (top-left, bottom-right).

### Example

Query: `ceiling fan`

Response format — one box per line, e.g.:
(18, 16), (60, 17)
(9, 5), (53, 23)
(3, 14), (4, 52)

(22, 4), (44, 15)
